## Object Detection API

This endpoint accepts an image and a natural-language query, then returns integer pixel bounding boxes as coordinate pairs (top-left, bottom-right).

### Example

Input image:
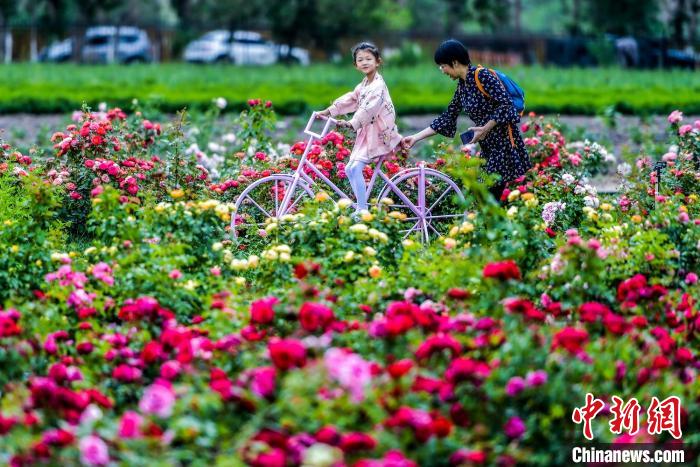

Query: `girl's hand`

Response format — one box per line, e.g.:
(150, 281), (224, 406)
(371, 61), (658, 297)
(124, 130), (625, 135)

(335, 119), (353, 129)
(317, 108), (331, 117)
(401, 135), (417, 149)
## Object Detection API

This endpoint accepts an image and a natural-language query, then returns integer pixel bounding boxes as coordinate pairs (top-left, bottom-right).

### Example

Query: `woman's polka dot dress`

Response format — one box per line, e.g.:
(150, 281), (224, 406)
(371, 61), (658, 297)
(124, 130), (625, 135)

(430, 65), (532, 184)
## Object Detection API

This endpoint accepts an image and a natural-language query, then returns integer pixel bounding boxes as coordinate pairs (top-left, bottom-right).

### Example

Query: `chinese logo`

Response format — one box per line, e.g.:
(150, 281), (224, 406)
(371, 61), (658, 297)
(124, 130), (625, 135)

(572, 393), (682, 440)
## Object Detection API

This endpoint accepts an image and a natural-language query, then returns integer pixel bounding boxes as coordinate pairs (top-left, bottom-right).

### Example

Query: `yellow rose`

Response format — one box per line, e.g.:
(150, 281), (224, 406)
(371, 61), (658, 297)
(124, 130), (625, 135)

(521, 193), (535, 201)
(388, 211), (407, 220)
(315, 191), (329, 202)
(443, 238), (457, 249)
(460, 221), (475, 234)
(337, 198), (353, 209)
(631, 215), (642, 223)
(170, 189), (185, 199)
(11, 245), (19, 253)
(369, 265), (382, 278)
(600, 203), (612, 211)
(361, 212), (374, 222)
(507, 190), (521, 202)
(349, 223), (369, 234)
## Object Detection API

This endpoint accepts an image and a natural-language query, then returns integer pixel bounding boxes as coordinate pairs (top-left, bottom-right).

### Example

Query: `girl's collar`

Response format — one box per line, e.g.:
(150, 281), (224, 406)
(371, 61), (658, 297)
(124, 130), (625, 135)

(363, 73), (382, 85)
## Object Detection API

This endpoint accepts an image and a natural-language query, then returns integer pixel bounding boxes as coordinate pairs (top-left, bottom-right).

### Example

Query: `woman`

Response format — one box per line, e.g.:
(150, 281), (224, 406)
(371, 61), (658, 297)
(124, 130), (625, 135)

(402, 39), (532, 202)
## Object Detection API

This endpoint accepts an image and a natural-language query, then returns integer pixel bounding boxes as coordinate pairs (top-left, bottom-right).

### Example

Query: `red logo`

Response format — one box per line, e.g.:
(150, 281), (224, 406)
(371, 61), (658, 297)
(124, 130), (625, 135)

(573, 394), (683, 440)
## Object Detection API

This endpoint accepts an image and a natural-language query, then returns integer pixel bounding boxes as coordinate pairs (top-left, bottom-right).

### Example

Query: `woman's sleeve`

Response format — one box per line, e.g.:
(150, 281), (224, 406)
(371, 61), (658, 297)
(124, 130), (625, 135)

(329, 86), (359, 117)
(429, 86), (463, 138)
(348, 84), (384, 130)
(479, 70), (519, 124)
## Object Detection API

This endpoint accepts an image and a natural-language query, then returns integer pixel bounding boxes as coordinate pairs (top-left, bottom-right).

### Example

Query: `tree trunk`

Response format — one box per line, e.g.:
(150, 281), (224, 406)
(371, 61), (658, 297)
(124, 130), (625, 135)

(513, 0), (521, 34)
(571, 0), (581, 35)
(673, 0), (689, 47)
(30, 26), (38, 62)
(4, 30), (12, 64)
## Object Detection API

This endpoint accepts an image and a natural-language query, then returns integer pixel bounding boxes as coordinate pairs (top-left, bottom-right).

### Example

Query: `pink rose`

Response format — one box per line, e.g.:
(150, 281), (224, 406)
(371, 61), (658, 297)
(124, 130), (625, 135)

(79, 435), (109, 466)
(679, 124), (692, 136)
(505, 376), (525, 397)
(667, 110), (683, 124)
(504, 416), (526, 439)
(139, 381), (176, 418)
(118, 411), (143, 438)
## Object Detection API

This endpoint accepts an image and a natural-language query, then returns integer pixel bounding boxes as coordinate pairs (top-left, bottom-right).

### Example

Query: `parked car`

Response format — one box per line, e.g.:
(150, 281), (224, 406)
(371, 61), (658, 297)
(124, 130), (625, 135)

(39, 26), (153, 64)
(183, 30), (310, 65)
(38, 38), (74, 62)
(82, 26), (152, 64)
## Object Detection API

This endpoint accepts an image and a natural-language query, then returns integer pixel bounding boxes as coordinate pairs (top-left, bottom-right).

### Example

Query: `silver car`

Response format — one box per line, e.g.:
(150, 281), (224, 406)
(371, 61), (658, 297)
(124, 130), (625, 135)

(81, 26), (153, 64)
(183, 30), (309, 65)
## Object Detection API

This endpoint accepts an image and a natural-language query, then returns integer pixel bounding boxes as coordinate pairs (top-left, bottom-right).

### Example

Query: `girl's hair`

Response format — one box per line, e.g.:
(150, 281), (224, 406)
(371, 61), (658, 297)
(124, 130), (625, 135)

(434, 39), (471, 66)
(351, 42), (381, 64)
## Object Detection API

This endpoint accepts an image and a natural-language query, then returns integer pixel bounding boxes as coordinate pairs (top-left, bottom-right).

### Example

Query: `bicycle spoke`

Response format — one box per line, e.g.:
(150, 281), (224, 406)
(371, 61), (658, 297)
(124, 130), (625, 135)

(427, 213), (466, 220)
(244, 195), (272, 218)
(427, 223), (441, 237)
(288, 190), (309, 212)
(426, 186), (454, 214)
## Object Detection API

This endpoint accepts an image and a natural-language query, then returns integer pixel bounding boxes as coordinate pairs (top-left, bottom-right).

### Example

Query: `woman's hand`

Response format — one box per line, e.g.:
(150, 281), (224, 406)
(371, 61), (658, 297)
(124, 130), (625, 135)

(468, 120), (497, 143)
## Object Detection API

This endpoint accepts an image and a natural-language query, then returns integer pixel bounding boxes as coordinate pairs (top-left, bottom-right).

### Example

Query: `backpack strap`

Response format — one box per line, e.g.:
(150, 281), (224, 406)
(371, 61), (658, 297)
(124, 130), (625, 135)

(474, 66), (490, 99)
(475, 66), (516, 149)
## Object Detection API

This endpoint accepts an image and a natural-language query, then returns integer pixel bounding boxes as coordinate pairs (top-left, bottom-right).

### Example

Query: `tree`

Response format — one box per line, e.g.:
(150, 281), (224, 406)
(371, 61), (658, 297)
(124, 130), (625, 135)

(265, 0), (394, 59)
(585, 0), (662, 36)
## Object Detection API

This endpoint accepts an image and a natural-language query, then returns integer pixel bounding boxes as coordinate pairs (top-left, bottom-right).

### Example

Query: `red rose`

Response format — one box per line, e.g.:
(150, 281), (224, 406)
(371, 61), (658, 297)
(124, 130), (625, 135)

(250, 296), (278, 324)
(339, 432), (377, 453)
(141, 341), (163, 363)
(268, 339), (306, 370)
(315, 425), (341, 446)
(579, 302), (611, 323)
(445, 358), (491, 385)
(447, 288), (470, 299)
(432, 416), (453, 438)
(551, 327), (589, 354)
(299, 302), (334, 332)
(482, 260), (521, 281)
(387, 359), (413, 378)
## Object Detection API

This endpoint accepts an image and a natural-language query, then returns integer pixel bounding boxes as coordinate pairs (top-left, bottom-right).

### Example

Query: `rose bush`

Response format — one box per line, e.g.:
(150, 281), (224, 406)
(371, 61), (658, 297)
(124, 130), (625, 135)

(0, 104), (698, 466)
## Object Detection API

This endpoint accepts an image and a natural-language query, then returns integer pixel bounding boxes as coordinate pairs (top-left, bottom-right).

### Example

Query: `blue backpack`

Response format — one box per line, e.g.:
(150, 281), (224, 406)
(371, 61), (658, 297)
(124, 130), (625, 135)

(475, 66), (525, 115)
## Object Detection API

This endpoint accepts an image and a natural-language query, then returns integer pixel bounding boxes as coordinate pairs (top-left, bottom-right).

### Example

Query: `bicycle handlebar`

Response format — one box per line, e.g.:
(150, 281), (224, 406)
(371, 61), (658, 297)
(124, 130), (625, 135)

(304, 111), (339, 139)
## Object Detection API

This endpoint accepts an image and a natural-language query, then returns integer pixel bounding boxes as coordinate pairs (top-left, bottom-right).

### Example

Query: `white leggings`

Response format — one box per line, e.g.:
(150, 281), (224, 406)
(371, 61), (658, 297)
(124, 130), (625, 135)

(345, 159), (368, 211)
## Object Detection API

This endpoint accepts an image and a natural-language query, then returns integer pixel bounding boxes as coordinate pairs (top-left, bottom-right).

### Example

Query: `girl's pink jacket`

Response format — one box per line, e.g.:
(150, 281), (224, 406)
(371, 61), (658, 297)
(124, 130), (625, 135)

(329, 73), (402, 163)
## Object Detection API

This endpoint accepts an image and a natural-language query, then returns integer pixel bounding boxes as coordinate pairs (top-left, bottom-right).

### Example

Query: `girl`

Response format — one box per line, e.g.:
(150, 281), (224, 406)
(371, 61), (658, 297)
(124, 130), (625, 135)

(318, 42), (402, 215)
(402, 39), (532, 203)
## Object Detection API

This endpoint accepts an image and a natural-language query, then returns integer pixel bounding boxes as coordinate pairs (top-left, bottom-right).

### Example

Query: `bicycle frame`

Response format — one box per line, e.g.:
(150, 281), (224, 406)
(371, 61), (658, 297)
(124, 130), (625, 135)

(277, 113), (422, 219)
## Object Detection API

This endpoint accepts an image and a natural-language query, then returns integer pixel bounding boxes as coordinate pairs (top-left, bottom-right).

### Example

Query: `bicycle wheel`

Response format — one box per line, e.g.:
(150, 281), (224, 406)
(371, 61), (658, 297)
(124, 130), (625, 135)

(231, 175), (314, 240)
(378, 166), (466, 244)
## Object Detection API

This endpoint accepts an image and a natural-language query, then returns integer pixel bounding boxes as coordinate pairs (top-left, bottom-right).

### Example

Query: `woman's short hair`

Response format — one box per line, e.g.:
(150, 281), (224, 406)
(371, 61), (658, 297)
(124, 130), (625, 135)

(434, 39), (471, 66)
(352, 42), (382, 64)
